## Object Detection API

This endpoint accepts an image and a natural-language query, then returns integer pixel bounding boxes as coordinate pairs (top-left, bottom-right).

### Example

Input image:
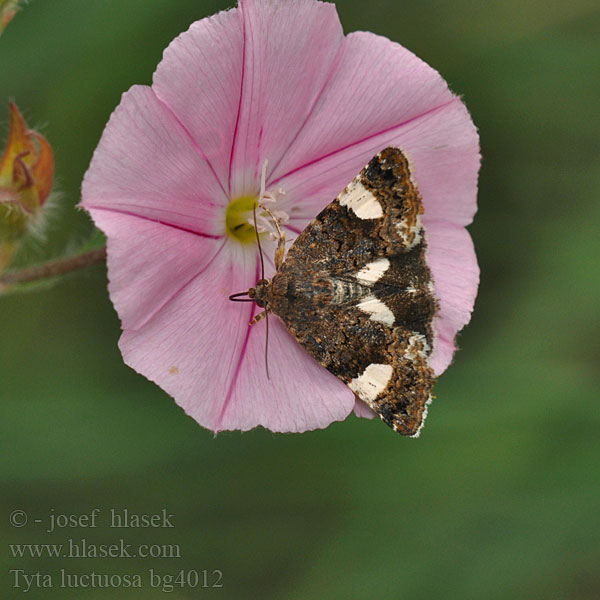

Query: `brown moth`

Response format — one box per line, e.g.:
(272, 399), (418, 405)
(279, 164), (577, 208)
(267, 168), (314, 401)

(241, 147), (437, 436)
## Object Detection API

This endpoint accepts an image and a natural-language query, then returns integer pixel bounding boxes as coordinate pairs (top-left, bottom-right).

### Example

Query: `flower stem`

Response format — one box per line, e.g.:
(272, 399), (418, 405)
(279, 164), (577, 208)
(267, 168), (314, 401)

(0, 247), (107, 290)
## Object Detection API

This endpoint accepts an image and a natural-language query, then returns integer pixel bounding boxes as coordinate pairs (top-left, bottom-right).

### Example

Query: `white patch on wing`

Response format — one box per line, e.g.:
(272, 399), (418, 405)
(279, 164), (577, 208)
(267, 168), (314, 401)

(357, 295), (395, 326)
(338, 179), (383, 219)
(348, 363), (393, 403)
(395, 218), (422, 249)
(355, 258), (390, 284)
(406, 332), (431, 358)
(410, 396), (433, 438)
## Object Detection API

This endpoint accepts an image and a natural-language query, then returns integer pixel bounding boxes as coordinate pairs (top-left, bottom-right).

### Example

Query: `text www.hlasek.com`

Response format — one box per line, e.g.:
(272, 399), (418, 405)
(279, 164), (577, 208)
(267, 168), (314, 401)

(9, 538), (180, 559)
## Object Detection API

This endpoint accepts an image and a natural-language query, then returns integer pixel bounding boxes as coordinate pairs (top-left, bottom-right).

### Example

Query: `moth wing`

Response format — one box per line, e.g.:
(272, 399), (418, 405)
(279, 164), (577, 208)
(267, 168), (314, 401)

(273, 289), (434, 436)
(284, 146), (424, 273)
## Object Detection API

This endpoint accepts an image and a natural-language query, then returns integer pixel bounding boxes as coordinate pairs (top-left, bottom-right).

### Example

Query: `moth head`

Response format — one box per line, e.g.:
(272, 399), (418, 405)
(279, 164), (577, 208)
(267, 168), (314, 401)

(248, 278), (270, 308)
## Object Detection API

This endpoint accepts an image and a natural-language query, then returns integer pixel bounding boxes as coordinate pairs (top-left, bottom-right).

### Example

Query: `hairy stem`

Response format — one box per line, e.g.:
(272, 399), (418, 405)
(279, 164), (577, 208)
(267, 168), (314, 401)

(0, 247), (107, 290)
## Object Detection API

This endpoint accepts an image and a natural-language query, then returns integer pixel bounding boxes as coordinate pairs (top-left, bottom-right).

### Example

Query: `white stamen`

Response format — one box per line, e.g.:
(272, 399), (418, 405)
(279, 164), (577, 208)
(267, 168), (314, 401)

(259, 159), (269, 204)
(247, 159), (290, 240)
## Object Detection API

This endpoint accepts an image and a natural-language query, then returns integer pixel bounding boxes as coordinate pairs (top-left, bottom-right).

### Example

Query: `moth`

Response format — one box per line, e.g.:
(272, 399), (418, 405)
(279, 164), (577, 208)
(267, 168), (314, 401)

(233, 147), (437, 436)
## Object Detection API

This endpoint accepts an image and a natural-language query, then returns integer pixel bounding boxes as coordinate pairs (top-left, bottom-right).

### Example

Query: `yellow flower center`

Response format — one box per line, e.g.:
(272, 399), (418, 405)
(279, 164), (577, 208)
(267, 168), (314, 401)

(225, 196), (258, 244)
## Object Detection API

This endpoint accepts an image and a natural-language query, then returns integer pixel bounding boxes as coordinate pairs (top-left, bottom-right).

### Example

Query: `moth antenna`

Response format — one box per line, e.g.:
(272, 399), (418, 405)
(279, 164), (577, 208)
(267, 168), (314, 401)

(228, 292), (254, 302)
(253, 203), (265, 280)
(265, 309), (271, 380)
(253, 202), (270, 378)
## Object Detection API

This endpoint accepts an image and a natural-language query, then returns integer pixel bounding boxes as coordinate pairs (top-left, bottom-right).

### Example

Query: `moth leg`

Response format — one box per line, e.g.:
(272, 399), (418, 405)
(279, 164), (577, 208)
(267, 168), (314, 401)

(274, 231), (286, 270)
(259, 204), (287, 270)
(249, 310), (267, 326)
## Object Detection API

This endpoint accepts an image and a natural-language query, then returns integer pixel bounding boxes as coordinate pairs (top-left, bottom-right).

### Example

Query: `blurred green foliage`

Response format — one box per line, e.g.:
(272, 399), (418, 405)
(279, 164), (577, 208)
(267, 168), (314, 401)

(1, 1), (599, 598)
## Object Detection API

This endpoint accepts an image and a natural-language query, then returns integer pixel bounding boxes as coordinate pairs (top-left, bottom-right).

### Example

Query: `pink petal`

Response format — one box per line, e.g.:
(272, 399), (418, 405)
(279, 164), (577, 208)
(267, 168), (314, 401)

(81, 86), (228, 237)
(269, 32), (479, 229)
(89, 209), (225, 331)
(353, 399), (376, 420)
(228, 0), (344, 198)
(118, 241), (259, 430)
(152, 7), (243, 192)
(270, 31), (452, 184)
(424, 221), (479, 375)
(217, 315), (355, 433)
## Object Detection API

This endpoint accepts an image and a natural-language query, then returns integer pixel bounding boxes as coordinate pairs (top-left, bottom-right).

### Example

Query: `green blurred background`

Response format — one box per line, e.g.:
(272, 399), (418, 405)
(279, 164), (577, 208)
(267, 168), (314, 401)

(1, 1), (599, 598)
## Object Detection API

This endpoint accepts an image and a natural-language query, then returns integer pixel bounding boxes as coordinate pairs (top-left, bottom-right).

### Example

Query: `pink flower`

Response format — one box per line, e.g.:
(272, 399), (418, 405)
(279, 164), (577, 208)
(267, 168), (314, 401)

(81, 0), (480, 433)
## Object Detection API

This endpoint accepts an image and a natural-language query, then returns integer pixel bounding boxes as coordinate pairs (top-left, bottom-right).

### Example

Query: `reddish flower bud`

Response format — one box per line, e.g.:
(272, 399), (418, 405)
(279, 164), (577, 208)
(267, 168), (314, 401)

(0, 0), (20, 34)
(0, 102), (54, 270)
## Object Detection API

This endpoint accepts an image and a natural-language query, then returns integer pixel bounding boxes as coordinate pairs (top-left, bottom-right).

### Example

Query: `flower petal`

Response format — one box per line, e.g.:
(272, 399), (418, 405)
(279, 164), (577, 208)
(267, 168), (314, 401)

(81, 86), (227, 236)
(89, 209), (225, 331)
(217, 315), (355, 433)
(152, 7), (243, 192)
(228, 0), (344, 198)
(424, 221), (479, 375)
(270, 31), (479, 229)
(353, 399), (376, 420)
(118, 241), (260, 430)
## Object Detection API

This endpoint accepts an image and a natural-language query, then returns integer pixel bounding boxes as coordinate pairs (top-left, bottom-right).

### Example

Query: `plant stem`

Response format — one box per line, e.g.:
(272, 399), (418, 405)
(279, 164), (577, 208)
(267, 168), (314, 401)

(0, 247), (106, 290)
